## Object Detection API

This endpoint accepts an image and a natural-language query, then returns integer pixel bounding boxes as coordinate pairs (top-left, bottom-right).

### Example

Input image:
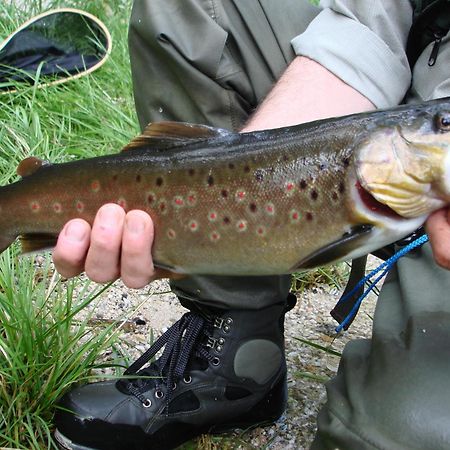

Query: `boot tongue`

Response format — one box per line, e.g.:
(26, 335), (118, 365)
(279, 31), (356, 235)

(117, 312), (208, 397)
(116, 363), (160, 395)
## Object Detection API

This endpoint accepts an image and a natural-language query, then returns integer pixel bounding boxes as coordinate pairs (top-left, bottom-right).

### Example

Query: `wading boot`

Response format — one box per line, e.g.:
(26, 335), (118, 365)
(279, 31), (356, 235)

(54, 295), (296, 450)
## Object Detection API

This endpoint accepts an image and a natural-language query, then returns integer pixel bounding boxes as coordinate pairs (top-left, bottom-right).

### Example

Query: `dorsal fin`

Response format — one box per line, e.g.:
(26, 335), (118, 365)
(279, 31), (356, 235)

(121, 121), (232, 152)
(17, 156), (48, 177)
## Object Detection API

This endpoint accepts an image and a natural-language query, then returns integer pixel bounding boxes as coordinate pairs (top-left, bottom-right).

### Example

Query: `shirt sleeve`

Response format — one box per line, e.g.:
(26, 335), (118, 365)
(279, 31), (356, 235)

(291, 0), (413, 108)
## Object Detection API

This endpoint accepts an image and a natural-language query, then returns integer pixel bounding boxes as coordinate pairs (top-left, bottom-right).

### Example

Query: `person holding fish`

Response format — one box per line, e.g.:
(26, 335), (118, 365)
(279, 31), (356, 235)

(52, 1), (450, 449)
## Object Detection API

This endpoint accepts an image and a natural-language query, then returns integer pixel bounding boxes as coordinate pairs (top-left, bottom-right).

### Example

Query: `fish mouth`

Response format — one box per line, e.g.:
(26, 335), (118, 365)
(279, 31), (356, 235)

(355, 181), (404, 220)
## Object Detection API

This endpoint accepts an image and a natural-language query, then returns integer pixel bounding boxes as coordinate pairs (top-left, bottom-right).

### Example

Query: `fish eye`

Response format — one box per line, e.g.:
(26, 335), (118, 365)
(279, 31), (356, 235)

(435, 111), (450, 131)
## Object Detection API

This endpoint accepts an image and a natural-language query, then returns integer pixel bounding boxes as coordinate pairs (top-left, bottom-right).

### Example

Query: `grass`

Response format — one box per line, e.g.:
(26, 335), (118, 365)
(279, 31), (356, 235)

(0, 0), (137, 448)
(0, 0), (349, 448)
(0, 250), (122, 449)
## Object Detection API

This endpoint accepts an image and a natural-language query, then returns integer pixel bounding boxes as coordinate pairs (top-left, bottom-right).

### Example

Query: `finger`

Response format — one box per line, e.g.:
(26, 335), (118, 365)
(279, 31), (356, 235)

(53, 219), (91, 278)
(425, 208), (450, 270)
(85, 204), (125, 283)
(120, 210), (156, 288)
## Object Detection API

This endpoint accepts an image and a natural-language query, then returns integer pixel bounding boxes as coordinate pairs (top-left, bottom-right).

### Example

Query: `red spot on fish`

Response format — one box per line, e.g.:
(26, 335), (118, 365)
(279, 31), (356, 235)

(236, 190), (246, 201)
(76, 201), (85, 213)
(236, 220), (248, 232)
(30, 201), (40, 212)
(159, 201), (167, 214)
(209, 211), (218, 222)
(290, 210), (301, 223)
(210, 231), (220, 242)
(257, 226), (266, 237)
(53, 202), (62, 213)
(147, 193), (156, 204)
(285, 182), (295, 195)
(173, 196), (185, 208)
(187, 192), (197, 206)
(265, 203), (275, 215)
(189, 220), (199, 231)
(91, 180), (100, 192)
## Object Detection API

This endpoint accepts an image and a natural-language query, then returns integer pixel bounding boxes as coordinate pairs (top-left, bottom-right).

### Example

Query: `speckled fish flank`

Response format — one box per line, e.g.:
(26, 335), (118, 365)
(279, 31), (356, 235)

(1, 98), (450, 275)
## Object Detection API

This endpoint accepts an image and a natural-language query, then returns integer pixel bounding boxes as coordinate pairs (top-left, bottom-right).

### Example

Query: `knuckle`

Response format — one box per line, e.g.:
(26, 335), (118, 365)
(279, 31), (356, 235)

(91, 234), (120, 254)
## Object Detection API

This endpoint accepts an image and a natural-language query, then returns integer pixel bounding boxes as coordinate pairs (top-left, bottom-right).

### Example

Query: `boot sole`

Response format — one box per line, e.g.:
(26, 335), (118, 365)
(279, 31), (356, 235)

(54, 374), (287, 449)
(55, 429), (95, 450)
(55, 418), (278, 450)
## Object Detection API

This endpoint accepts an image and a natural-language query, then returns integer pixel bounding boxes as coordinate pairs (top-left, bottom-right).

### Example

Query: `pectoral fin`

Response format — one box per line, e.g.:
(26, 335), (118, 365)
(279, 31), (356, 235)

(293, 225), (373, 270)
(20, 233), (58, 253)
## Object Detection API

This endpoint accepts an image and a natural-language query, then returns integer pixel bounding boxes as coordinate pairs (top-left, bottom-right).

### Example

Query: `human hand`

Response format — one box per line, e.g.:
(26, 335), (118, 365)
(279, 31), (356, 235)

(425, 207), (450, 270)
(53, 203), (172, 288)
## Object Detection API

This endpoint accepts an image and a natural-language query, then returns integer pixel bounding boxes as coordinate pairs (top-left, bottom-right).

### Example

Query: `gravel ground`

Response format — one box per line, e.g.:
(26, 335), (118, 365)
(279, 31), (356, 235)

(83, 260), (379, 450)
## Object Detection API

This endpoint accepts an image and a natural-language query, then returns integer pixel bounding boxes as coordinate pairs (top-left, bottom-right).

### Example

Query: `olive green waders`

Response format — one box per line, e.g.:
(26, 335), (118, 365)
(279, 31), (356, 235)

(129, 0), (319, 310)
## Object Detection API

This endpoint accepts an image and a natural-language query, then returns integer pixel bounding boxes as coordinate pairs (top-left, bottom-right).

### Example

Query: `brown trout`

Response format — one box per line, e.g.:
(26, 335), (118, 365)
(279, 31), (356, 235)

(1, 98), (450, 275)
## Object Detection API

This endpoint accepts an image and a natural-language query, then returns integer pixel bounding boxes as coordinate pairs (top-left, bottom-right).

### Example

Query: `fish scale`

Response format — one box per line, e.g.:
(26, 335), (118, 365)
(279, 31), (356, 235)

(1, 97), (450, 275)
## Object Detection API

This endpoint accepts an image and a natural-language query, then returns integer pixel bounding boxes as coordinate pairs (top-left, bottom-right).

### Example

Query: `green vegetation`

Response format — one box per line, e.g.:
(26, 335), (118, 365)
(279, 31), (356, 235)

(0, 1), (136, 448)
(0, 0), (347, 448)
(0, 251), (120, 449)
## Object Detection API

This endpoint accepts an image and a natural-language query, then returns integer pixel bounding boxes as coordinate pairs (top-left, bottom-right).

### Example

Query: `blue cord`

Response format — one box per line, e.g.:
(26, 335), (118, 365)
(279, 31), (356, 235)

(335, 234), (429, 333)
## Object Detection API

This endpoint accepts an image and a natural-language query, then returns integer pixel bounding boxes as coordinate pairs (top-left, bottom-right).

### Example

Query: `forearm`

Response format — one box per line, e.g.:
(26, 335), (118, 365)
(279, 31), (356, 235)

(242, 56), (375, 132)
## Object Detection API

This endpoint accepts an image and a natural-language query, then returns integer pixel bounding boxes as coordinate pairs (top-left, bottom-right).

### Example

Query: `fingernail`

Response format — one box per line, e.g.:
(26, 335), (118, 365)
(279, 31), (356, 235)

(98, 205), (121, 227)
(126, 215), (145, 234)
(65, 222), (87, 242)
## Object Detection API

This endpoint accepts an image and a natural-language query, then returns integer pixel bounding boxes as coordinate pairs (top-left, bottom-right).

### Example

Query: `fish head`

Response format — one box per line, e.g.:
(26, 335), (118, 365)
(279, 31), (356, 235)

(355, 104), (450, 219)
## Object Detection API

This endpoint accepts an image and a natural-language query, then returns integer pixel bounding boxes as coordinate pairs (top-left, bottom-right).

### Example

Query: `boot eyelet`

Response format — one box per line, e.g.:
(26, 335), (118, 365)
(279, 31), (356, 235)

(183, 375), (192, 384)
(212, 357), (220, 366)
(155, 390), (164, 399)
(143, 399), (152, 408)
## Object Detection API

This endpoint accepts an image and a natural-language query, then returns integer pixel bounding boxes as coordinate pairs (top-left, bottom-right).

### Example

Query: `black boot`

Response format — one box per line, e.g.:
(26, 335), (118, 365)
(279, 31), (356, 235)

(54, 295), (296, 450)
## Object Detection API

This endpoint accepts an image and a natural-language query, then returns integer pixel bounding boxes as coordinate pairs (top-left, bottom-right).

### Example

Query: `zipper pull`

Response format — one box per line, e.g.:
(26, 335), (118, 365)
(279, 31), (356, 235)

(428, 32), (444, 66)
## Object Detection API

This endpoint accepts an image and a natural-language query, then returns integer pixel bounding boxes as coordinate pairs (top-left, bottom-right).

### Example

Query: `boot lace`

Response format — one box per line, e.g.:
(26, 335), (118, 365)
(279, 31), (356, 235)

(118, 311), (217, 409)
